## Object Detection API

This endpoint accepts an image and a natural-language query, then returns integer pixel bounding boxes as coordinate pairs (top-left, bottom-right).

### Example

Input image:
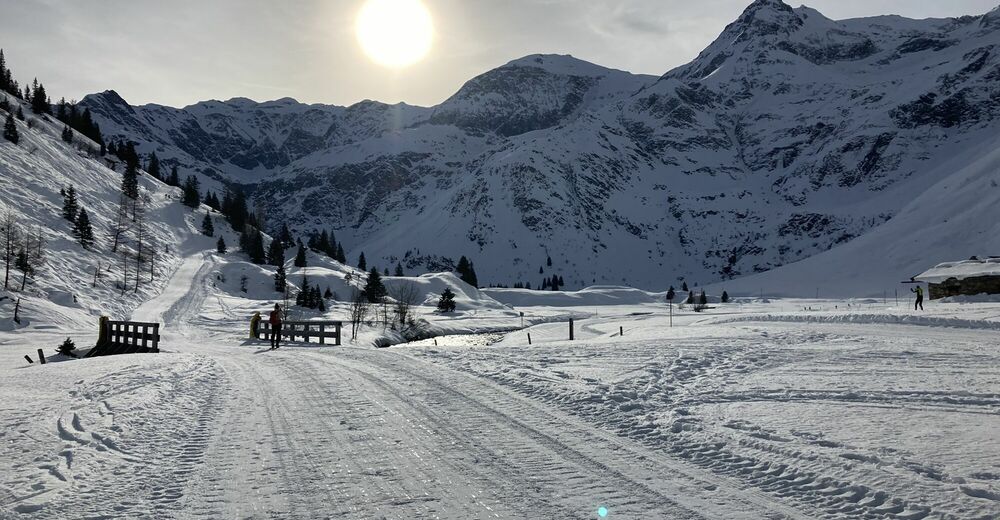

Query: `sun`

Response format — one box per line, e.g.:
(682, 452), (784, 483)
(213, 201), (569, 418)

(356, 0), (434, 69)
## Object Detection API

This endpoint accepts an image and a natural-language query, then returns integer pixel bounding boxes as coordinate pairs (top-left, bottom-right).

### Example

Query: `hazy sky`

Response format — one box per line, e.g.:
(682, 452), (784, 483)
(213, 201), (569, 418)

(1, 0), (997, 108)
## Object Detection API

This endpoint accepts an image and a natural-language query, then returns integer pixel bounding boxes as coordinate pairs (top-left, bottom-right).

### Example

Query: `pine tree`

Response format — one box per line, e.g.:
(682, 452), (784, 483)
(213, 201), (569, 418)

(252, 230), (267, 264)
(317, 296), (326, 312)
(364, 268), (386, 303)
(57, 337), (77, 357)
(437, 287), (457, 312)
(201, 212), (214, 237)
(274, 264), (287, 293)
(2, 112), (17, 144)
(278, 223), (293, 248)
(456, 256), (478, 286)
(182, 175), (200, 207)
(682, 282), (689, 292)
(14, 106), (23, 121)
(317, 230), (331, 254)
(30, 81), (49, 114)
(216, 236), (227, 254)
(61, 186), (78, 223)
(336, 243), (346, 263)
(147, 152), (161, 180)
(383, 267), (389, 276)
(61, 125), (73, 143)
(394, 262), (404, 276)
(666, 286), (676, 302)
(267, 237), (285, 267)
(122, 162), (139, 199)
(699, 290), (708, 306)
(74, 208), (95, 249)
(358, 252), (367, 271)
(294, 244), (307, 267)
(721, 290), (730, 303)
(324, 287), (333, 299)
(547, 256), (552, 267)
(167, 166), (179, 186)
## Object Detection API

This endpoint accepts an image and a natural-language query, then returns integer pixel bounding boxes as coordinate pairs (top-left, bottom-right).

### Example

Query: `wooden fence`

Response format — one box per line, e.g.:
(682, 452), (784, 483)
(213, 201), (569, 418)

(259, 320), (341, 346)
(86, 320), (160, 357)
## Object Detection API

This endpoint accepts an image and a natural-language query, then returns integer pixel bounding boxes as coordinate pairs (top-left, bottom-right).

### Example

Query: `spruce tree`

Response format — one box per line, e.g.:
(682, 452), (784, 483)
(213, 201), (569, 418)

(14, 106), (23, 121)
(358, 252), (367, 271)
(182, 175), (200, 207)
(2, 112), (17, 144)
(336, 243), (346, 263)
(267, 237), (285, 267)
(364, 268), (386, 303)
(317, 296), (326, 312)
(122, 162), (139, 199)
(61, 186), (78, 223)
(317, 230), (331, 254)
(278, 223), (293, 248)
(216, 236), (227, 254)
(274, 264), (287, 293)
(30, 81), (49, 114)
(201, 212), (214, 236)
(437, 287), (457, 312)
(721, 290), (730, 303)
(147, 152), (161, 180)
(247, 230), (266, 264)
(294, 244), (307, 267)
(394, 262), (404, 276)
(61, 125), (73, 143)
(74, 208), (95, 249)
(699, 290), (708, 306)
(547, 256), (552, 267)
(167, 166), (179, 186)
(666, 286), (676, 302)
(682, 282), (689, 292)
(324, 287), (333, 299)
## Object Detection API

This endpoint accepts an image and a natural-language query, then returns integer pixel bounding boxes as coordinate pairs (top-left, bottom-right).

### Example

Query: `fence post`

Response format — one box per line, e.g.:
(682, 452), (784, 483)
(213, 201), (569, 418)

(569, 318), (574, 341)
(335, 322), (341, 346)
(319, 323), (326, 345)
(303, 323), (310, 344)
(37, 349), (46, 365)
(528, 332), (532, 345)
(620, 326), (623, 337)
(24, 355), (33, 364)
(152, 324), (160, 353)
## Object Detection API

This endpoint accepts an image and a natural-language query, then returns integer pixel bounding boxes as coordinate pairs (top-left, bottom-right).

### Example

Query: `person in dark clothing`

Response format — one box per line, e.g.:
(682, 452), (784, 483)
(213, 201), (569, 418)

(911, 286), (924, 311)
(269, 304), (283, 349)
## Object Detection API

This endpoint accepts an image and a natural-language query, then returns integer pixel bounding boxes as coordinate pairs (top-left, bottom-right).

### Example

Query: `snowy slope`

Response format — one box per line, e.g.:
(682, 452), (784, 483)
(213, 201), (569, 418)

(0, 93), (212, 332)
(80, 1), (1000, 294)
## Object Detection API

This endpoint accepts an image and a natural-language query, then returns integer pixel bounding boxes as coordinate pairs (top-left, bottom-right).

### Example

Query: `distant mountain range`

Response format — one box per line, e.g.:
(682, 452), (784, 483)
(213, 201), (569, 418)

(81, 0), (1000, 291)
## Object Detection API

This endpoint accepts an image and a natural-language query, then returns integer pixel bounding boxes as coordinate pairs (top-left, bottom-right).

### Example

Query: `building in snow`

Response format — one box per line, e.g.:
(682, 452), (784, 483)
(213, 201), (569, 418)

(914, 257), (1000, 299)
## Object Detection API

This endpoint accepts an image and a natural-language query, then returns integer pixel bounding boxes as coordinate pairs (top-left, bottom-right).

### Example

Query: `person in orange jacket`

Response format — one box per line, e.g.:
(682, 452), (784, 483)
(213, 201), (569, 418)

(269, 304), (283, 349)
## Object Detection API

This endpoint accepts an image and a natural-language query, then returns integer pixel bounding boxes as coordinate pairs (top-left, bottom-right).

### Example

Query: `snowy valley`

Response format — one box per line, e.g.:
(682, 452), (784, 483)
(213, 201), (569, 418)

(1, 0), (1000, 519)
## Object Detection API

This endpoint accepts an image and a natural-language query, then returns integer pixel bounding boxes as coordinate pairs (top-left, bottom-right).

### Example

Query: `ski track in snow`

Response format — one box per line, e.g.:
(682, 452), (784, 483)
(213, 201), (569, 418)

(2, 249), (999, 519)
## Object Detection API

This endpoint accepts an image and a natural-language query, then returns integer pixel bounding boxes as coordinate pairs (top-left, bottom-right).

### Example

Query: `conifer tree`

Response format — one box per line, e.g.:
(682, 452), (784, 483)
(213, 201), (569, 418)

(122, 162), (139, 199)
(666, 286), (676, 302)
(216, 236), (227, 254)
(247, 230), (266, 264)
(336, 243), (346, 263)
(74, 208), (95, 249)
(182, 175), (200, 207)
(437, 287), (457, 312)
(294, 244), (307, 267)
(682, 282), (689, 292)
(324, 287), (333, 299)
(274, 264), (287, 293)
(394, 262), (404, 276)
(201, 212), (214, 237)
(721, 290), (730, 303)
(14, 106), (23, 121)
(364, 268), (386, 303)
(61, 186), (78, 223)
(317, 230), (331, 254)
(147, 152), (161, 180)
(699, 290), (708, 306)
(267, 237), (285, 267)
(358, 252), (367, 271)
(278, 223), (293, 248)
(2, 112), (17, 144)
(61, 125), (73, 143)
(167, 166), (179, 186)
(30, 80), (49, 114)
(547, 256), (552, 267)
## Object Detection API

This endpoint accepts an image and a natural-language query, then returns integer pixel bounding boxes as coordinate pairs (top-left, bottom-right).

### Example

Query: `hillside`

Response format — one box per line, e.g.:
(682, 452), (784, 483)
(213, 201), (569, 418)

(80, 1), (1000, 295)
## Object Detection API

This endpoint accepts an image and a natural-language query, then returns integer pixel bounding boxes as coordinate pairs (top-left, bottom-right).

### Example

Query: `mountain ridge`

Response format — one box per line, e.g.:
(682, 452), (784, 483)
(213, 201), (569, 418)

(80, 1), (1000, 294)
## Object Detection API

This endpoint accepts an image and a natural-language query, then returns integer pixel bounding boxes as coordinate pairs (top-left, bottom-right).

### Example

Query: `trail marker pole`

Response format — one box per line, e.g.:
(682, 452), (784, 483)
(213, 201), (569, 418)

(569, 318), (574, 341)
(620, 326), (623, 337)
(24, 355), (33, 364)
(527, 333), (532, 345)
(669, 302), (673, 328)
(37, 349), (45, 365)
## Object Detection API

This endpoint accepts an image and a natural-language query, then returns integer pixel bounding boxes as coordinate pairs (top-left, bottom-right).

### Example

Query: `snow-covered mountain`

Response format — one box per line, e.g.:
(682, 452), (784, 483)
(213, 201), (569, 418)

(80, 0), (1000, 293)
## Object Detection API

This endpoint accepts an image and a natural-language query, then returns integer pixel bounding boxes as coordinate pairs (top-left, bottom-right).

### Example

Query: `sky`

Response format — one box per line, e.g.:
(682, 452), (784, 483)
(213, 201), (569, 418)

(0, 0), (997, 109)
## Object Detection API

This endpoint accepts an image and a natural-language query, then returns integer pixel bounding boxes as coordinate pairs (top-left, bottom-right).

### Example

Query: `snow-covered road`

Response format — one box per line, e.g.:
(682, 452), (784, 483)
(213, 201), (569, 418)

(2, 249), (999, 519)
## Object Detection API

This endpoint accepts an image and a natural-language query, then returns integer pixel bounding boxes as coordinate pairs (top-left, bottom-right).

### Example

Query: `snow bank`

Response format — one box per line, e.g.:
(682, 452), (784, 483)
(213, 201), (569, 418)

(915, 257), (1000, 284)
(385, 272), (510, 312)
(483, 285), (663, 307)
(708, 312), (1000, 331)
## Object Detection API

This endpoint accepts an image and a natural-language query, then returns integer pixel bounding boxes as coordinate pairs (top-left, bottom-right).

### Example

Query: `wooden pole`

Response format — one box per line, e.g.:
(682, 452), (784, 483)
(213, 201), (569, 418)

(569, 318), (574, 341)
(37, 349), (45, 365)
(319, 323), (326, 345)
(24, 355), (33, 364)
(620, 326), (623, 337)
(335, 322), (341, 346)
(527, 333), (532, 345)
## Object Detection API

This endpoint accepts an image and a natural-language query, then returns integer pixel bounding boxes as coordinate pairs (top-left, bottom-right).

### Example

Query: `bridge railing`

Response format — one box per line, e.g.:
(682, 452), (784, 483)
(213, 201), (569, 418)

(258, 320), (342, 346)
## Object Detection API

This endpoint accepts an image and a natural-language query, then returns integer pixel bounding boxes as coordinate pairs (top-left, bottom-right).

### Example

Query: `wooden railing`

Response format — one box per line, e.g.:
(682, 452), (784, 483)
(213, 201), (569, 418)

(259, 320), (341, 346)
(86, 320), (160, 357)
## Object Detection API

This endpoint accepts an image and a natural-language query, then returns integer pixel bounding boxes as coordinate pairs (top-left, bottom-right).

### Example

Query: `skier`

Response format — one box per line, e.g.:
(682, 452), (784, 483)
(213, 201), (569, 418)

(268, 304), (283, 349)
(911, 285), (924, 311)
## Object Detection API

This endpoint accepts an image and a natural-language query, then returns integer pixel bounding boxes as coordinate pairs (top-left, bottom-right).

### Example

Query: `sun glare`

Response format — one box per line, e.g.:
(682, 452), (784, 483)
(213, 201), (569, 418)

(356, 0), (434, 69)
